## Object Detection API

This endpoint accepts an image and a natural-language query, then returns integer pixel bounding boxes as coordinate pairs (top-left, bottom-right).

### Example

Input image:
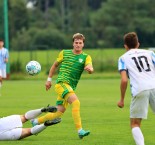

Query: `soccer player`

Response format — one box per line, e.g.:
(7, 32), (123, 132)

(0, 39), (9, 88)
(31, 33), (94, 139)
(117, 32), (155, 145)
(0, 106), (61, 140)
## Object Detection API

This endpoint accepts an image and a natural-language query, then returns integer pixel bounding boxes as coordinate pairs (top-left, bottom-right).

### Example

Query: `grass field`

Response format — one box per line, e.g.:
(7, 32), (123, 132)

(0, 78), (155, 145)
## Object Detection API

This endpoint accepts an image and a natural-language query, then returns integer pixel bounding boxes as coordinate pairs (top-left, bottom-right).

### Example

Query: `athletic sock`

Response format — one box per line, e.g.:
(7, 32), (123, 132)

(25, 109), (42, 120)
(132, 127), (144, 145)
(38, 111), (63, 124)
(72, 100), (82, 131)
(31, 124), (46, 135)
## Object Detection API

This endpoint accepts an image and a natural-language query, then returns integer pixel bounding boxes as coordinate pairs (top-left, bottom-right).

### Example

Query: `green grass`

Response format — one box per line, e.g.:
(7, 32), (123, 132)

(0, 79), (155, 145)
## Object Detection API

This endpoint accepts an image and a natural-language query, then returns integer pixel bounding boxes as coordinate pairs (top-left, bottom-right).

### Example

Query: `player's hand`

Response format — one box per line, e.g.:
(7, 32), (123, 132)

(45, 81), (52, 91)
(4, 59), (8, 63)
(117, 100), (124, 108)
(84, 65), (94, 74)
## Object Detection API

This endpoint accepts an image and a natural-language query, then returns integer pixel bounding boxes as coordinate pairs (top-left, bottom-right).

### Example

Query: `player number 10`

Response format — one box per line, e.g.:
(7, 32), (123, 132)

(132, 56), (151, 72)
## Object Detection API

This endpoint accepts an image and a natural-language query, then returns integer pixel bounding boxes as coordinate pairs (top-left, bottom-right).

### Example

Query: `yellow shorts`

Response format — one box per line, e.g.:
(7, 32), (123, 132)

(55, 82), (75, 108)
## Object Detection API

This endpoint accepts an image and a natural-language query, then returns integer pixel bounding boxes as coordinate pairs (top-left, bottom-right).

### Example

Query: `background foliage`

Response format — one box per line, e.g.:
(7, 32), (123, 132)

(1, 0), (155, 50)
(9, 49), (126, 78)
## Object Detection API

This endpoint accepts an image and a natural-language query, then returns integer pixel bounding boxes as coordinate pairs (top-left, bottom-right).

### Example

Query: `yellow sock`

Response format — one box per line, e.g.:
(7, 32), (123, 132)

(38, 111), (63, 124)
(72, 100), (82, 130)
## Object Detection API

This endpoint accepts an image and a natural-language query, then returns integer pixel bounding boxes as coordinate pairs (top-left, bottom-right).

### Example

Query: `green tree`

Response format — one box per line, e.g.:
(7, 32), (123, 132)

(91, 0), (155, 47)
(9, 0), (29, 41)
(0, 1), (4, 38)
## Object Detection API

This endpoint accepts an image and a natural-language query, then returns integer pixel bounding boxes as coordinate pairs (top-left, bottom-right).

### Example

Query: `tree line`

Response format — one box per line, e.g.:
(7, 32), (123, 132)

(0, 0), (155, 51)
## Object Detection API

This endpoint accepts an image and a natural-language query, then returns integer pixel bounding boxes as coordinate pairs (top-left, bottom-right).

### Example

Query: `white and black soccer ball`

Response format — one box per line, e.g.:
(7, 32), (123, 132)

(26, 60), (41, 75)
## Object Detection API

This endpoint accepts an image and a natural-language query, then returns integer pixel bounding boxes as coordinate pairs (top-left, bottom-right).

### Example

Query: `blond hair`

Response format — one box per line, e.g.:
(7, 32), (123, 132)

(72, 33), (85, 42)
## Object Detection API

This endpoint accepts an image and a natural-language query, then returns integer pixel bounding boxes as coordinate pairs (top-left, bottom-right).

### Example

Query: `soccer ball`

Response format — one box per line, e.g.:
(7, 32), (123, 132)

(26, 60), (41, 75)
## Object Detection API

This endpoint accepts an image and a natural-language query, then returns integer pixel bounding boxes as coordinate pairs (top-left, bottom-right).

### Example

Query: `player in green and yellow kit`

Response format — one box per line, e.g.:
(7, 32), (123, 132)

(31, 33), (94, 139)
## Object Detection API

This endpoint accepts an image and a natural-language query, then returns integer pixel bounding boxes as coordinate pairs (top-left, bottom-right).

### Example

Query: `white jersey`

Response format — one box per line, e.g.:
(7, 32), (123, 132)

(118, 49), (155, 97)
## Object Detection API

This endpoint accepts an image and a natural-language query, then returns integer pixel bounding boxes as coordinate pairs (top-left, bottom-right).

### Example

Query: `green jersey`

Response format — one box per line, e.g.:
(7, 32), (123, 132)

(56, 50), (92, 90)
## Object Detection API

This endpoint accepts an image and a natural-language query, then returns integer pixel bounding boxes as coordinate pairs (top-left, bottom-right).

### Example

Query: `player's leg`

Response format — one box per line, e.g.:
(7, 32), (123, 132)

(131, 118), (144, 145)
(0, 115), (23, 140)
(35, 105), (64, 125)
(20, 106), (57, 124)
(20, 125), (47, 139)
(0, 69), (6, 86)
(0, 70), (3, 95)
(130, 91), (149, 145)
(55, 82), (89, 139)
(67, 93), (90, 139)
(0, 128), (22, 140)
(20, 118), (61, 139)
(55, 82), (84, 133)
(0, 76), (2, 87)
(32, 83), (71, 125)
(0, 118), (61, 140)
(149, 89), (155, 114)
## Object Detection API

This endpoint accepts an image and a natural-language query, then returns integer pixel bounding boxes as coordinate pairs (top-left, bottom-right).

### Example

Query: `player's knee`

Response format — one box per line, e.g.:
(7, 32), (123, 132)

(20, 128), (31, 139)
(20, 115), (27, 123)
(57, 105), (66, 113)
(130, 118), (141, 128)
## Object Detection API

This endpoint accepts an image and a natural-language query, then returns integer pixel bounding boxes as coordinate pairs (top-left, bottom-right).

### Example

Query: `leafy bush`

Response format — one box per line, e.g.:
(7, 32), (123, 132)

(10, 59), (23, 73)
(10, 27), (71, 51)
(33, 28), (69, 49)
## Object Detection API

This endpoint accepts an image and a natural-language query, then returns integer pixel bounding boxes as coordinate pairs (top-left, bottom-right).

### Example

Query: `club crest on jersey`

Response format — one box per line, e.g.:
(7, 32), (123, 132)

(79, 58), (83, 63)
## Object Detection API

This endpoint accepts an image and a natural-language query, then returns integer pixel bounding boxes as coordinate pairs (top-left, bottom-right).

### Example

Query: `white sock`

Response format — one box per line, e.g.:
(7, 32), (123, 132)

(25, 109), (42, 120)
(132, 127), (145, 145)
(31, 124), (46, 135)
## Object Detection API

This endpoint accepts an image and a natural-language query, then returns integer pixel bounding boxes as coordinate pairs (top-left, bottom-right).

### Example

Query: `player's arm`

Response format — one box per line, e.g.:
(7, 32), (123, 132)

(84, 55), (94, 74)
(117, 70), (128, 108)
(4, 58), (8, 63)
(45, 61), (60, 91)
(45, 51), (63, 91)
(84, 64), (94, 74)
(48, 61), (59, 78)
(4, 50), (9, 63)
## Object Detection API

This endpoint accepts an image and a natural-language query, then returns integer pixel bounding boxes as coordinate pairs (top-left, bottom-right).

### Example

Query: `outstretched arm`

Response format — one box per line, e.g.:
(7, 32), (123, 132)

(117, 70), (128, 108)
(45, 61), (60, 91)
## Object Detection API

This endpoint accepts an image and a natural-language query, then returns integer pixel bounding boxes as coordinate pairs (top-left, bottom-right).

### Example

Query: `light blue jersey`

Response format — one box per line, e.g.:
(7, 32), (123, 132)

(0, 48), (9, 70)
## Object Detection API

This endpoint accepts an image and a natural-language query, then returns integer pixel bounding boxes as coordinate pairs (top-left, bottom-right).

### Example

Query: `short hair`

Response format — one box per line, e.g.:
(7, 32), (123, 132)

(0, 39), (3, 42)
(72, 33), (85, 42)
(124, 32), (138, 48)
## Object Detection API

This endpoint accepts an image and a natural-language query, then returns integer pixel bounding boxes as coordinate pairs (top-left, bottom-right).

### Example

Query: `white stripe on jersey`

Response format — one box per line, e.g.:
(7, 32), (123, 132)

(118, 49), (155, 97)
